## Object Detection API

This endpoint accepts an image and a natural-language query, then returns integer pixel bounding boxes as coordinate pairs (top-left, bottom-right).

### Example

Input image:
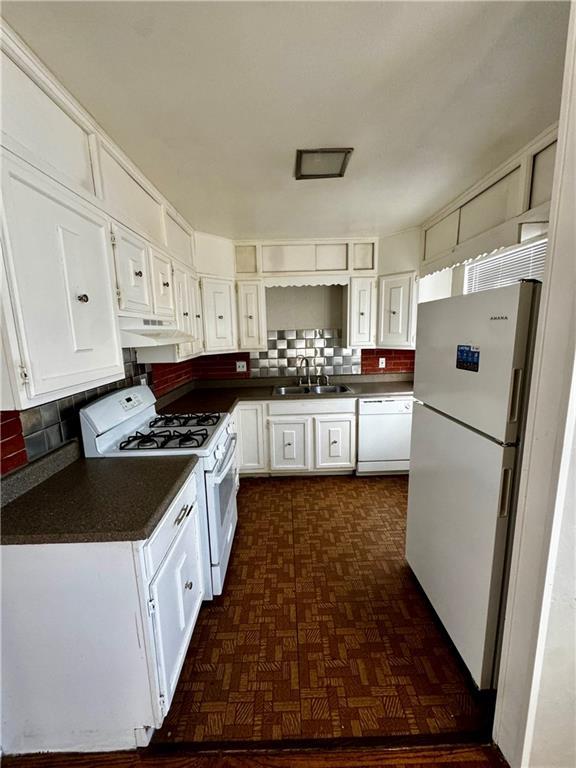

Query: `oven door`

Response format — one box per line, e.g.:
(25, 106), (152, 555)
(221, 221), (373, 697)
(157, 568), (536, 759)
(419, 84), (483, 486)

(205, 434), (238, 594)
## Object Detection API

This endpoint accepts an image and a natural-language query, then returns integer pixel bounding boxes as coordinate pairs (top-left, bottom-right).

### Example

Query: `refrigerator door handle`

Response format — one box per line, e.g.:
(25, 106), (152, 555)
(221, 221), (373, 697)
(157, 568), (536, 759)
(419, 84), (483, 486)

(498, 468), (513, 518)
(508, 368), (523, 424)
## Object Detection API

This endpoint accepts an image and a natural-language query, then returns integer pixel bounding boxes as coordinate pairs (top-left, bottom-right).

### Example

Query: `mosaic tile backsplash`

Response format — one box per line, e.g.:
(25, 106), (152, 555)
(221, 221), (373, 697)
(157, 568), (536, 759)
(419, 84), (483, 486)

(250, 329), (361, 378)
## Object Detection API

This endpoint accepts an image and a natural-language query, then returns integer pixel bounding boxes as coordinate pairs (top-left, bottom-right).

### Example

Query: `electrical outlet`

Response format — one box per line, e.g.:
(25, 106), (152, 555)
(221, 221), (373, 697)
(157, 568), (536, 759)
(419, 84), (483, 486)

(378, 357), (386, 369)
(236, 360), (247, 373)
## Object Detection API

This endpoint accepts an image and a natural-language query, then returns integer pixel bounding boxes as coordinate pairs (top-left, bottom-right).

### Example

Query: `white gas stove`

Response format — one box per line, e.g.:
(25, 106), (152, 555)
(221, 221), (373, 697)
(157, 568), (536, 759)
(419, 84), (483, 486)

(80, 385), (238, 597)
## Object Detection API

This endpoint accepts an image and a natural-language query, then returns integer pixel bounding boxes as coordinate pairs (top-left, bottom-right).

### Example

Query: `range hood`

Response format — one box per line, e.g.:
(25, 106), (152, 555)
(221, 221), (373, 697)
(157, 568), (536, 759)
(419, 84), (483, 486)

(120, 328), (196, 348)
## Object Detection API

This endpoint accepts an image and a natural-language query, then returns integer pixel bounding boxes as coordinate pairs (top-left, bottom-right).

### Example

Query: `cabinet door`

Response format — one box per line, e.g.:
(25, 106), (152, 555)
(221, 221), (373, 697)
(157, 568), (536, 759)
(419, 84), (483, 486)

(112, 224), (153, 314)
(347, 277), (376, 347)
(269, 417), (310, 472)
(189, 275), (204, 355)
(2, 160), (123, 400)
(314, 415), (356, 470)
(378, 272), (416, 348)
(237, 281), (266, 350)
(201, 278), (237, 352)
(150, 248), (175, 318)
(149, 508), (204, 711)
(173, 264), (192, 334)
(237, 403), (267, 473)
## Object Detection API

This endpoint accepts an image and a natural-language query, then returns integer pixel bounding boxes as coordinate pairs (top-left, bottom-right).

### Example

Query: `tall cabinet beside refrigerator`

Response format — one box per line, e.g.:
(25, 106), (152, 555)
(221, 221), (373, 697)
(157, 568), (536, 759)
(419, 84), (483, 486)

(406, 281), (540, 690)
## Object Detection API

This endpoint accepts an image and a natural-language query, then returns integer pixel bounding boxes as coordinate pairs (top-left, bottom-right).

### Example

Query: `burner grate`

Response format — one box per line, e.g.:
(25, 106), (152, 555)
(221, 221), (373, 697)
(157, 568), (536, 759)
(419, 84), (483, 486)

(119, 428), (209, 450)
(149, 412), (221, 428)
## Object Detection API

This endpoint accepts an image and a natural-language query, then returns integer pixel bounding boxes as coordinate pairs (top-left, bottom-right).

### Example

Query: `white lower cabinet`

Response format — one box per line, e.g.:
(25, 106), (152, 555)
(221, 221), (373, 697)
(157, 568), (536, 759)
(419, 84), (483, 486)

(269, 417), (311, 472)
(262, 399), (357, 474)
(314, 414), (356, 469)
(2, 466), (205, 754)
(236, 402), (268, 473)
(1, 155), (124, 409)
(149, 503), (203, 707)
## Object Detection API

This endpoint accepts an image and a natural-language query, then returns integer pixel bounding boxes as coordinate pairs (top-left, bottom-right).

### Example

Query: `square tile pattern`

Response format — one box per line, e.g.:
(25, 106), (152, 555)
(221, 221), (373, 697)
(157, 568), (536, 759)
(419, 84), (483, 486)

(18, 348), (151, 464)
(251, 329), (361, 377)
(154, 477), (491, 746)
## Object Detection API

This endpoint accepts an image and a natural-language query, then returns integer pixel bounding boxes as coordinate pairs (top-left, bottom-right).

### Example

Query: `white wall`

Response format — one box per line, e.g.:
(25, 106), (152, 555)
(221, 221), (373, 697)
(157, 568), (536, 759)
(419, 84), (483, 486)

(266, 285), (343, 330)
(528, 404), (576, 768)
(194, 231), (235, 277)
(494, 8), (576, 767)
(378, 228), (421, 274)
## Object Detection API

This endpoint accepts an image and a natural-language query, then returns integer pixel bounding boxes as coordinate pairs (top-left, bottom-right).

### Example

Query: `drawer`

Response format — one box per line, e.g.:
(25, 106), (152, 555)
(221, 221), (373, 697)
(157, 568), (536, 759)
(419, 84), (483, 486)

(144, 471), (197, 578)
(268, 398), (356, 416)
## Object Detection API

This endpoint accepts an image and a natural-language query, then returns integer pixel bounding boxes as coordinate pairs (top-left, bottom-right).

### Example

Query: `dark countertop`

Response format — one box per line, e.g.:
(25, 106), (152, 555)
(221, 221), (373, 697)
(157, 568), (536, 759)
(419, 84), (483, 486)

(162, 380), (414, 414)
(1, 456), (198, 545)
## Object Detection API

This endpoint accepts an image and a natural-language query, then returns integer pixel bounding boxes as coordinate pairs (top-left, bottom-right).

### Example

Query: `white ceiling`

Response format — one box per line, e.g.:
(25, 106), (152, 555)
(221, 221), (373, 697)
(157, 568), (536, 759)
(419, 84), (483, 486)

(2, 1), (570, 240)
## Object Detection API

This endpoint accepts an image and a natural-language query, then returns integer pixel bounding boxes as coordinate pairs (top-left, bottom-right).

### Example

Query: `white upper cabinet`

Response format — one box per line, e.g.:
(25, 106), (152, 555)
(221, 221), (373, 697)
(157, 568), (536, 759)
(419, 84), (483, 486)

(112, 224), (153, 316)
(237, 281), (267, 350)
(165, 212), (193, 266)
(235, 240), (377, 277)
(201, 277), (237, 352)
(189, 275), (205, 356)
(424, 210), (460, 262)
(1, 52), (94, 194)
(530, 141), (557, 208)
(1, 158), (123, 408)
(173, 264), (192, 335)
(99, 144), (164, 245)
(378, 272), (417, 349)
(458, 168), (522, 243)
(346, 277), (376, 348)
(150, 248), (175, 318)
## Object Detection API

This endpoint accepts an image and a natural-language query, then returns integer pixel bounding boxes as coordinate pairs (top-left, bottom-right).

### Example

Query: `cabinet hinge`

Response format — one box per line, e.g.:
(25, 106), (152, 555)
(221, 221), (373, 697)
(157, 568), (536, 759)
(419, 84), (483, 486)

(158, 693), (166, 716)
(110, 232), (117, 246)
(116, 288), (122, 301)
(148, 598), (156, 616)
(18, 364), (29, 382)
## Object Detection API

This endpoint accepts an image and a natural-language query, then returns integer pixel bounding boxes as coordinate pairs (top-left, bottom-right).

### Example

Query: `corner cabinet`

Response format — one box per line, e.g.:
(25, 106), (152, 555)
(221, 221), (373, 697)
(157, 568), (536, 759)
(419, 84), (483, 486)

(1, 156), (124, 409)
(201, 277), (237, 353)
(237, 280), (267, 350)
(377, 272), (417, 348)
(345, 277), (377, 348)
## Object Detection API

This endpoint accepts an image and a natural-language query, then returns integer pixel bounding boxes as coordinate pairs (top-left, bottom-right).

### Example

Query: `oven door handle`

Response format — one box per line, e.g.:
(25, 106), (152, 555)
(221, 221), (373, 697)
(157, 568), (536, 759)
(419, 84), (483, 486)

(210, 435), (237, 484)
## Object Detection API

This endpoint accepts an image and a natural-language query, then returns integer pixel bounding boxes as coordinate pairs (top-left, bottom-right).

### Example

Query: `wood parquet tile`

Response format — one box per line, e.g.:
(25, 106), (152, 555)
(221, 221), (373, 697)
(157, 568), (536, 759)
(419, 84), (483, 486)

(154, 476), (494, 746)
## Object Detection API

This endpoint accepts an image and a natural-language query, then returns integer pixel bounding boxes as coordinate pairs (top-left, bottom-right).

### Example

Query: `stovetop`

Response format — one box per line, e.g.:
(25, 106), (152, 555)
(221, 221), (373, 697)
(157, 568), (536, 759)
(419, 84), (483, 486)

(119, 428), (211, 451)
(115, 412), (228, 454)
(149, 413), (221, 429)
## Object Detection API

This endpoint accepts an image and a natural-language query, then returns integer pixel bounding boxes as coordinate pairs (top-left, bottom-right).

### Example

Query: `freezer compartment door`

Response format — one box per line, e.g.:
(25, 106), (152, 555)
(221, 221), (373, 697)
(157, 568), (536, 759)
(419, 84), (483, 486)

(414, 282), (535, 443)
(406, 402), (515, 689)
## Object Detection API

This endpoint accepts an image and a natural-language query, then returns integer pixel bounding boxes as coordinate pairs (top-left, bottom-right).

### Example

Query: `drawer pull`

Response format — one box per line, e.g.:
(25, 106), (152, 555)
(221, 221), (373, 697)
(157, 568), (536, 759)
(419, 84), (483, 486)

(184, 581), (194, 590)
(77, 294), (89, 303)
(134, 270), (143, 277)
(174, 504), (188, 525)
(163, 281), (170, 288)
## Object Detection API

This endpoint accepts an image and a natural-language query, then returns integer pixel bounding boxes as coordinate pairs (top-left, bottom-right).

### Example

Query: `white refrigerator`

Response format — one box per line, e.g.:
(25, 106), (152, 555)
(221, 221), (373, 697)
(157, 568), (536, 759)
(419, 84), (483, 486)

(406, 281), (540, 690)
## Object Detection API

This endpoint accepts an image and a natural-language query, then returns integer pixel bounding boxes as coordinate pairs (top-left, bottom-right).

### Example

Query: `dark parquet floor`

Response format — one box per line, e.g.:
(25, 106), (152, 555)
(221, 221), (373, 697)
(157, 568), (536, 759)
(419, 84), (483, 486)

(153, 476), (493, 746)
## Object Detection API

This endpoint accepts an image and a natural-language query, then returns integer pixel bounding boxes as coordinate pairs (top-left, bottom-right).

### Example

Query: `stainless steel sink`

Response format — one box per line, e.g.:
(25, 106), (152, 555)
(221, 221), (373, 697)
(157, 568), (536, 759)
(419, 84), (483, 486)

(273, 384), (352, 396)
(273, 385), (311, 395)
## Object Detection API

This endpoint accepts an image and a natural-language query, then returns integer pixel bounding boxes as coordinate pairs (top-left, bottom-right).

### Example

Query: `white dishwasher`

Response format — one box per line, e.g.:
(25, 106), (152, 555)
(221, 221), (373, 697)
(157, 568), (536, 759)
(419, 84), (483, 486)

(357, 396), (413, 474)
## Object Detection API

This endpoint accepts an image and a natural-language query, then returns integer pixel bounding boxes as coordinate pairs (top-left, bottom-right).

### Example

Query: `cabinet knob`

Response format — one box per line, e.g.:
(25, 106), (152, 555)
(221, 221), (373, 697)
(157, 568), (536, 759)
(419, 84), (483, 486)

(248, 315), (254, 320)
(331, 440), (338, 445)
(184, 581), (194, 591)
(195, 314), (201, 319)
(359, 311), (365, 316)
(77, 294), (89, 303)
(218, 315), (224, 320)
(163, 281), (170, 288)
(285, 442), (292, 447)
(134, 270), (143, 277)
(390, 310), (397, 315)
(183, 312), (189, 317)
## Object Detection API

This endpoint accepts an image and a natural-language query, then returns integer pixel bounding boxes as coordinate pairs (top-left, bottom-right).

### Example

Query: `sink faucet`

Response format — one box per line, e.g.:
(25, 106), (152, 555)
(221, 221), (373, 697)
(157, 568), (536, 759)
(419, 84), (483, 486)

(297, 356), (312, 386)
(319, 372), (330, 386)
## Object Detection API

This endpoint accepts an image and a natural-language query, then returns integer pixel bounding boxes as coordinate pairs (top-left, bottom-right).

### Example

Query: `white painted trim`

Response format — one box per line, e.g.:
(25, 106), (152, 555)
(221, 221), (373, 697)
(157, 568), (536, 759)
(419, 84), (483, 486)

(493, 7), (576, 766)
(422, 123), (558, 230)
